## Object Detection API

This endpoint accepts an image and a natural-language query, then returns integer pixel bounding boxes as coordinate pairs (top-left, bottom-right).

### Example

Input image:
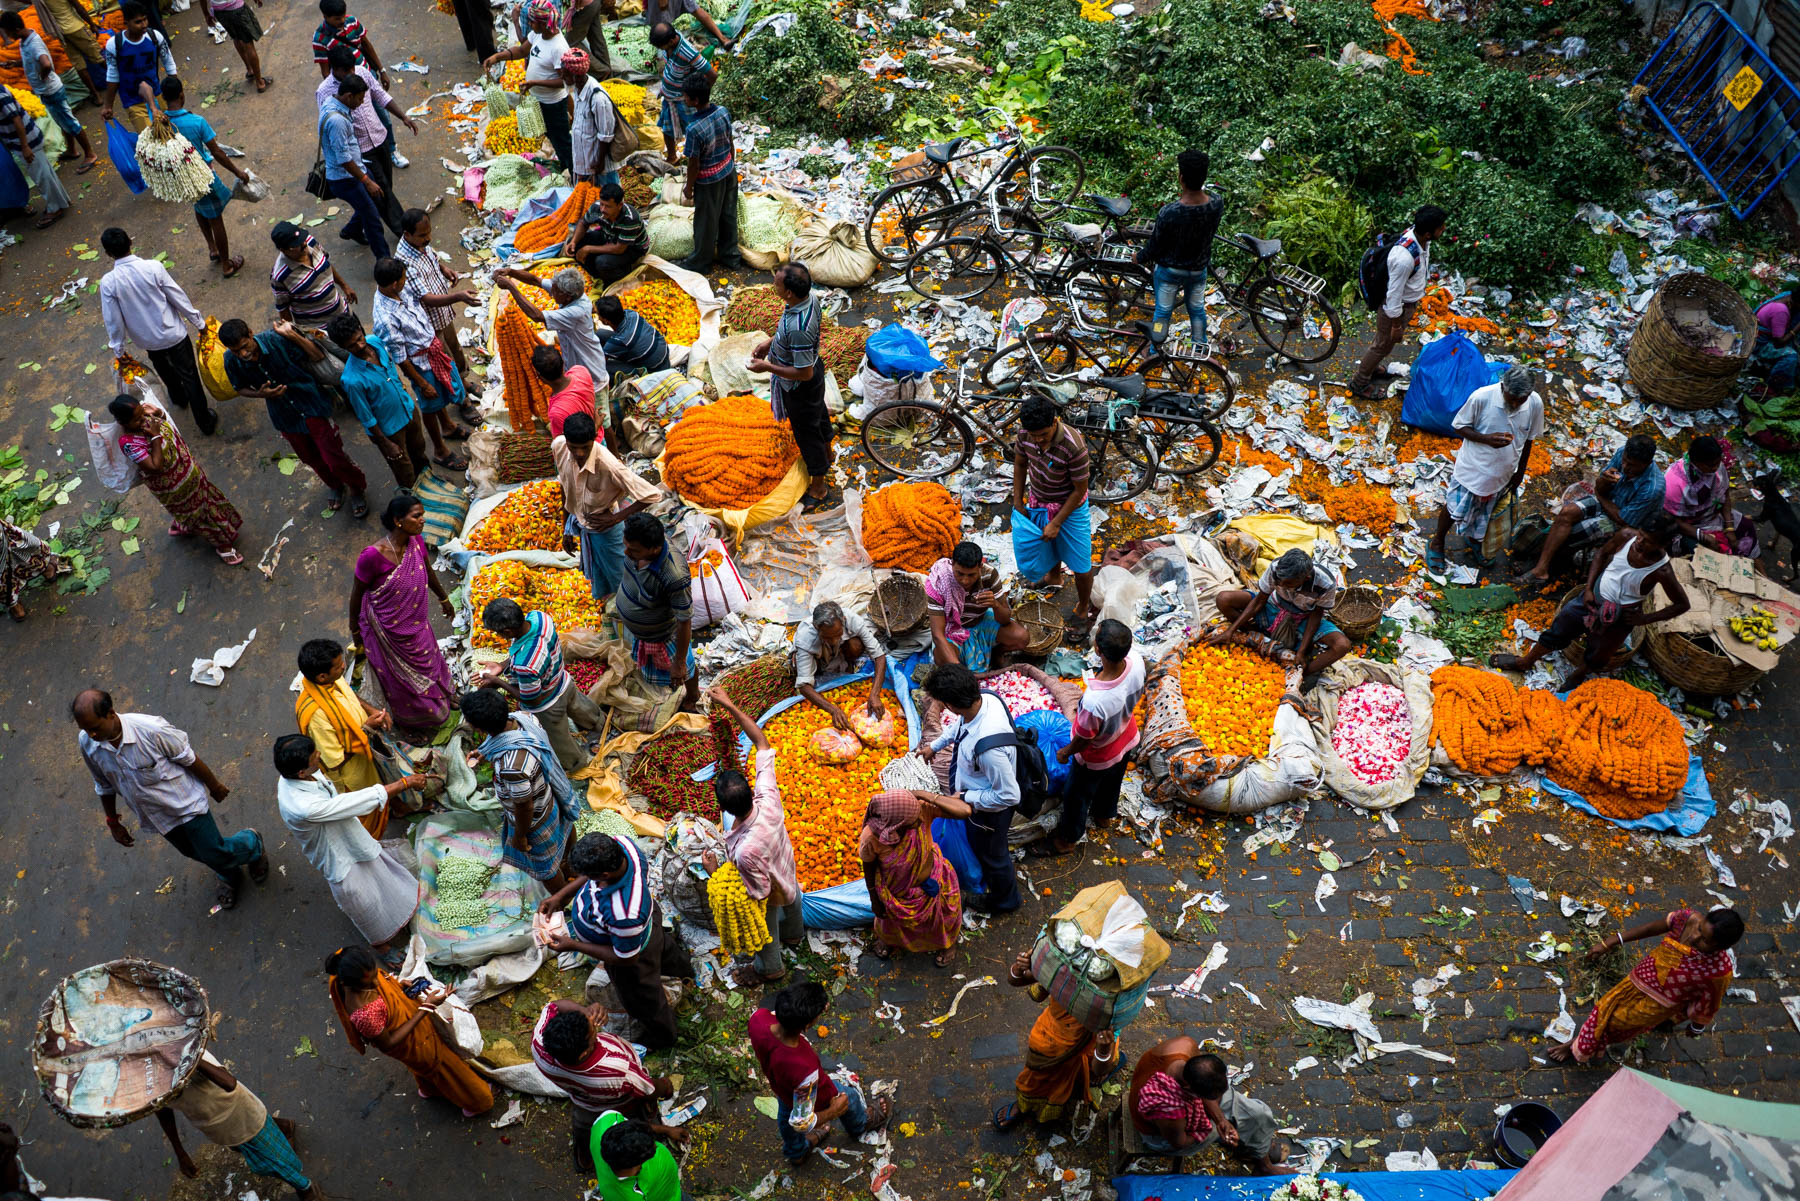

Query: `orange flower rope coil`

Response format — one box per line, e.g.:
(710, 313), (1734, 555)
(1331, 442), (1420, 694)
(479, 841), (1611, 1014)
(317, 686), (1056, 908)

(1372, 0), (1436, 74)
(514, 182), (600, 254)
(496, 302), (552, 427)
(620, 280), (701, 346)
(1545, 679), (1687, 818)
(1429, 665), (1563, 774)
(862, 482), (962, 572)
(662, 393), (801, 509)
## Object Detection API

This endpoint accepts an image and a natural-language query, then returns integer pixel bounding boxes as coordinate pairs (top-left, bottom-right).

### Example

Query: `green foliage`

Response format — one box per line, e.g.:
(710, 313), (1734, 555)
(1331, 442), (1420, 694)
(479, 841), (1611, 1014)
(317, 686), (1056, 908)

(796, 153), (839, 179)
(1423, 160), (1578, 287)
(1261, 174), (1374, 286)
(714, 0), (874, 137)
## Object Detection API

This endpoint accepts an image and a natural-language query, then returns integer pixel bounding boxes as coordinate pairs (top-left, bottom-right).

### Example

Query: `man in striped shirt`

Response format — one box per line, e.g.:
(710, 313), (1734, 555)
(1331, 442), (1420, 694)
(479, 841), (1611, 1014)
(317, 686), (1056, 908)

(312, 0), (388, 84)
(475, 598), (602, 772)
(530, 999), (687, 1173)
(270, 224), (354, 330)
(396, 209), (481, 421)
(1032, 619), (1146, 857)
(678, 76), (741, 274)
(749, 263), (828, 505)
(541, 833), (696, 1049)
(1012, 392), (1096, 620)
(567, 183), (648, 284)
(649, 21), (712, 162)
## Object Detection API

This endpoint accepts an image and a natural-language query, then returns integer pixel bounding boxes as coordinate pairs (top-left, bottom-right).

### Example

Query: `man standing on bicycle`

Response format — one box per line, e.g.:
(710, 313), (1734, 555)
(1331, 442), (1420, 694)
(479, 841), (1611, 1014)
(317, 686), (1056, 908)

(1012, 393), (1096, 622)
(1136, 149), (1223, 350)
(1349, 204), (1447, 400)
(749, 263), (834, 510)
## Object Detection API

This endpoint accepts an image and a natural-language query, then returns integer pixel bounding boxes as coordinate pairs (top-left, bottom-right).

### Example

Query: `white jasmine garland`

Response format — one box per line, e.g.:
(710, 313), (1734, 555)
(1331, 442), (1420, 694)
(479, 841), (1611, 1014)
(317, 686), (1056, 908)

(1269, 1177), (1366, 1201)
(134, 116), (216, 205)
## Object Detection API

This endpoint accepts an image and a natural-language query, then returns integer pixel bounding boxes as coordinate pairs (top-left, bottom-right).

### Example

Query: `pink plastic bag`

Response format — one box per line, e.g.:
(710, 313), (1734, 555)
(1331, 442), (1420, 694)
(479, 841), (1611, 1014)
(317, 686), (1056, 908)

(809, 727), (863, 765)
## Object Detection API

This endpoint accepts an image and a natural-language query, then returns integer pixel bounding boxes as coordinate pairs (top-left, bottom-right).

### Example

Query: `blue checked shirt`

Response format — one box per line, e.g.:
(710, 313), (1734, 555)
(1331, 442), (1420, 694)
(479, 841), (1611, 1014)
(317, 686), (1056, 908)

(683, 103), (735, 184)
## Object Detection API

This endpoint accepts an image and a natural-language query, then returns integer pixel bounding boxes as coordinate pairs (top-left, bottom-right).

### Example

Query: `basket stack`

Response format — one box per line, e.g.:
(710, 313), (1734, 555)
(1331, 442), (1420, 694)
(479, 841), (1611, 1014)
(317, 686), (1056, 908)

(1625, 273), (1755, 411)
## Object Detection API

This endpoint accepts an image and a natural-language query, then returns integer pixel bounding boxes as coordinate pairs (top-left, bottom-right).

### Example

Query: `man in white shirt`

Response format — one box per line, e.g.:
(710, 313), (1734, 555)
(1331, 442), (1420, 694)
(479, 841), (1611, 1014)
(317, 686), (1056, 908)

(73, 687), (268, 912)
(98, 226), (216, 434)
(563, 47), (617, 185)
(483, 1), (573, 175)
(1349, 204), (1446, 399)
(1428, 365), (1546, 574)
(919, 663), (1020, 913)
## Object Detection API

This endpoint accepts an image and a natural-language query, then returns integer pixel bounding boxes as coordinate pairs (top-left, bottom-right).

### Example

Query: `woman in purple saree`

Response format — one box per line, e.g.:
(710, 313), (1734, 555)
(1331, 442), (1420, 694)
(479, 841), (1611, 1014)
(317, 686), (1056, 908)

(347, 494), (456, 739)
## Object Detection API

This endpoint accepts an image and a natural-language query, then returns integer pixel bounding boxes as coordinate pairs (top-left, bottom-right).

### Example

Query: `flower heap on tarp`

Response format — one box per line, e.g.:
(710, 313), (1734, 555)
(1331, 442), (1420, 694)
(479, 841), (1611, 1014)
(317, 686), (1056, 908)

(515, 182), (599, 254)
(1545, 678), (1689, 818)
(484, 113), (540, 156)
(861, 481), (961, 572)
(495, 302), (552, 427)
(468, 559), (603, 650)
(1180, 643), (1286, 758)
(466, 480), (565, 553)
(134, 113), (215, 204)
(1429, 664), (1563, 775)
(768, 681), (908, 891)
(939, 669), (1059, 738)
(1330, 681), (1412, 785)
(663, 394), (801, 509)
(1269, 1177), (1366, 1201)
(620, 280), (700, 345)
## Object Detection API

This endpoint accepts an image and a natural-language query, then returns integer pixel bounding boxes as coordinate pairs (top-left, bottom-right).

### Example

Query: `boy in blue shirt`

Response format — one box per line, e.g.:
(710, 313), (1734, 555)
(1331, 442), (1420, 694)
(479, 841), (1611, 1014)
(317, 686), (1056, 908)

(161, 77), (255, 277)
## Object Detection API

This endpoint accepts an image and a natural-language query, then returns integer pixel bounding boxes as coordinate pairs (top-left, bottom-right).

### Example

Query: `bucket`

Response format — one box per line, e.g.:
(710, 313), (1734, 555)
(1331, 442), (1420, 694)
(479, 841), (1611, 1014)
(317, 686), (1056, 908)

(1492, 1101), (1562, 1167)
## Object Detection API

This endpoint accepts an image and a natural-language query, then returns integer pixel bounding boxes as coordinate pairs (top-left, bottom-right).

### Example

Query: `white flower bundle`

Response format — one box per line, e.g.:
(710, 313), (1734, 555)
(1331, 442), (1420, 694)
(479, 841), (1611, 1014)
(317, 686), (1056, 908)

(134, 114), (216, 205)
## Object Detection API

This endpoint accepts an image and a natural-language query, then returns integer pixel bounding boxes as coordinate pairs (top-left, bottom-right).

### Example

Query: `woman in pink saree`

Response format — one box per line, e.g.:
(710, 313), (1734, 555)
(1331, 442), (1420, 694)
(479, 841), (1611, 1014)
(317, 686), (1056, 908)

(860, 789), (962, 967)
(347, 494), (456, 739)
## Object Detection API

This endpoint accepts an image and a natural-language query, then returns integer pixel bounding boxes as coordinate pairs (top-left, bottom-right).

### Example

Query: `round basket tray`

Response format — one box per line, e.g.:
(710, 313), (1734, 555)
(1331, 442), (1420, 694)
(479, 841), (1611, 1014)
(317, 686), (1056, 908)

(1643, 626), (1765, 695)
(1625, 272), (1755, 411)
(35, 959), (210, 1129)
(868, 573), (928, 637)
(1558, 587), (1644, 670)
(1334, 586), (1383, 640)
(1014, 599), (1064, 657)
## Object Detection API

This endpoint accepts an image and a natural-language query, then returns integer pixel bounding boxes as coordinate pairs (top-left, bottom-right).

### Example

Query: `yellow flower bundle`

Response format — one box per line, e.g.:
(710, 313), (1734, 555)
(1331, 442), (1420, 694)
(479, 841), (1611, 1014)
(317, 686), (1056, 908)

(663, 394), (801, 509)
(601, 79), (648, 126)
(466, 480), (566, 553)
(1545, 679), (1687, 818)
(1428, 665), (1562, 775)
(707, 862), (771, 954)
(861, 482), (961, 572)
(1180, 643), (1287, 758)
(500, 59), (528, 91)
(515, 182), (600, 255)
(468, 560), (604, 651)
(620, 280), (701, 346)
(768, 682), (908, 891)
(496, 302), (553, 428)
(483, 113), (541, 156)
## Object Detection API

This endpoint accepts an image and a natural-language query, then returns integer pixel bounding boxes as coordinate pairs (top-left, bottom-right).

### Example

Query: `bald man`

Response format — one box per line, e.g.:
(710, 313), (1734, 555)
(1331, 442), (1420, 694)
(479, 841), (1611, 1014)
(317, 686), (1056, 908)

(73, 688), (269, 911)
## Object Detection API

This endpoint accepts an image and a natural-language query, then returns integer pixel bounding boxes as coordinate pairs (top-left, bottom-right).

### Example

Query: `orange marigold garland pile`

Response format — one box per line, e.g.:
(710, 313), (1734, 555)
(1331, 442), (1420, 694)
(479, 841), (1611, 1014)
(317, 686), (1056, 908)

(1180, 643), (1288, 758)
(465, 479), (565, 553)
(496, 302), (552, 427)
(766, 681), (908, 891)
(1428, 665), (1561, 774)
(861, 482), (961, 571)
(514, 182), (600, 254)
(1545, 679), (1687, 818)
(663, 394), (801, 509)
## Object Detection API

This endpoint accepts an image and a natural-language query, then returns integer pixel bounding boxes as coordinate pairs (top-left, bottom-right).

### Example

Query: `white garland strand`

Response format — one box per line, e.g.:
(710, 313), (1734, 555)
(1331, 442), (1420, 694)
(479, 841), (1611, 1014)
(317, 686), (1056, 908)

(134, 117), (216, 205)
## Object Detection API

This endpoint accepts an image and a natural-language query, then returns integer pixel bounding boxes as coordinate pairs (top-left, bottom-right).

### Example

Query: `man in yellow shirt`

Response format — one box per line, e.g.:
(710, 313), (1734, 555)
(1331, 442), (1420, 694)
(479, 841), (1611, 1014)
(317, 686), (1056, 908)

(296, 637), (390, 835)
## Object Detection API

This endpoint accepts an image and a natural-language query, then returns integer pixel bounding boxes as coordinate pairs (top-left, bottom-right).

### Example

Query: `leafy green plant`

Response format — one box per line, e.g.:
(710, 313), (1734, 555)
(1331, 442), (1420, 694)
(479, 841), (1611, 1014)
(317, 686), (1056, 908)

(1260, 173), (1373, 286)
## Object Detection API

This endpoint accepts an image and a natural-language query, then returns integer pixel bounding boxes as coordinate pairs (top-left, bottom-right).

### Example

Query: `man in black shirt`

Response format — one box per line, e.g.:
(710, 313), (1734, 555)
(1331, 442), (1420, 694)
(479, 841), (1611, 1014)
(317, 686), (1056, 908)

(1137, 150), (1223, 349)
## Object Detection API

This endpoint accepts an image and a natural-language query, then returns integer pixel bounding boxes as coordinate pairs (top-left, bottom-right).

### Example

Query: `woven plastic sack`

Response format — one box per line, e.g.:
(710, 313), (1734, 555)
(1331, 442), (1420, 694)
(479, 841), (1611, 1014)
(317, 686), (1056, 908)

(789, 217), (876, 287)
(647, 205), (696, 260)
(412, 810), (546, 967)
(1135, 635), (1323, 814)
(1307, 659), (1434, 810)
(737, 191), (806, 270)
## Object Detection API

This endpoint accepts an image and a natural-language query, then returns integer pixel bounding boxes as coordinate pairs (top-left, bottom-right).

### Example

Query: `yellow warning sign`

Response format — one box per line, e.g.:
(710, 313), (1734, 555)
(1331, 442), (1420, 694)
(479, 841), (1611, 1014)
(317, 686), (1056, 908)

(1724, 64), (1763, 111)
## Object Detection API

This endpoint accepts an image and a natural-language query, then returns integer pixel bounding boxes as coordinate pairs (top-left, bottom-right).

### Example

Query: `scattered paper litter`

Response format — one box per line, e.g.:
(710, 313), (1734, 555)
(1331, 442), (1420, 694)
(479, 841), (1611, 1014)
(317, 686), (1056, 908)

(1173, 942), (1229, 998)
(1386, 1148), (1439, 1171)
(1783, 996), (1800, 1034)
(190, 627), (257, 686)
(1293, 993), (1381, 1043)
(1314, 872), (1338, 911)
(489, 1099), (525, 1128)
(1228, 981), (1264, 1008)
(1288, 1055), (1319, 1079)
(1706, 847), (1738, 888)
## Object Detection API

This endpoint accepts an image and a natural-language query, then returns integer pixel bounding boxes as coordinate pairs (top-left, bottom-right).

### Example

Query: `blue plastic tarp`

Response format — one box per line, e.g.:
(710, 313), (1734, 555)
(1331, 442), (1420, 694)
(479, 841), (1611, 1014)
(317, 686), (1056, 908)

(1542, 742), (1714, 835)
(865, 324), (943, 377)
(494, 185), (575, 261)
(1113, 1170), (1517, 1201)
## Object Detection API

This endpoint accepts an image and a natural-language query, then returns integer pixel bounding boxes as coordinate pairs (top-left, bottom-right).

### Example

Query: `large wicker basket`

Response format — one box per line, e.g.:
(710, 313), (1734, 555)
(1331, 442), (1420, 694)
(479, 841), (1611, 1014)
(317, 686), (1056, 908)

(1643, 627), (1765, 695)
(1625, 273), (1755, 411)
(1559, 588), (1644, 670)
(1334, 586), (1383, 640)
(869, 573), (928, 638)
(1014, 599), (1064, 656)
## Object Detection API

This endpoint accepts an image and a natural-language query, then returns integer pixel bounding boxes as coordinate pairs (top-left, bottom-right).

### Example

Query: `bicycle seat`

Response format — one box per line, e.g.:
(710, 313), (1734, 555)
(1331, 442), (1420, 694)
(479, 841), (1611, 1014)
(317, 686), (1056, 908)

(1085, 193), (1133, 219)
(924, 138), (968, 166)
(1233, 234), (1283, 259)
(1094, 375), (1147, 400)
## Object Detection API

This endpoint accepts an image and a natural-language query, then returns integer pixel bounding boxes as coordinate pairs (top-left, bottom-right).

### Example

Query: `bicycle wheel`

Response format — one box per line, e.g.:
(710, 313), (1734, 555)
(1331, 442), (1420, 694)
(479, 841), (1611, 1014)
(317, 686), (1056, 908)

(1247, 278), (1342, 363)
(1121, 412), (1222, 477)
(860, 401), (973, 479)
(906, 236), (1004, 302)
(980, 333), (1085, 387)
(997, 145), (1085, 216)
(1065, 260), (1155, 330)
(864, 180), (956, 266)
(1142, 352), (1235, 420)
(1083, 426), (1158, 503)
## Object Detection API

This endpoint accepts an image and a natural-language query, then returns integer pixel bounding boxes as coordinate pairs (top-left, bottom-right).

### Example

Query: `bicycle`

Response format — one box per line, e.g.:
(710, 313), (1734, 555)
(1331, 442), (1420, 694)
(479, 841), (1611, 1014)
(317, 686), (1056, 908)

(901, 194), (1149, 312)
(863, 110), (1085, 267)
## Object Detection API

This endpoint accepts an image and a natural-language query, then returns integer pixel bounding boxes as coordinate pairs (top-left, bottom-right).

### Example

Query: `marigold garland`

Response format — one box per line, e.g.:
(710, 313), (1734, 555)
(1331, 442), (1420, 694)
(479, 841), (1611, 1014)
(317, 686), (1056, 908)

(620, 280), (701, 346)
(707, 862), (771, 954)
(767, 681), (908, 891)
(1418, 285), (1500, 335)
(862, 481), (961, 571)
(1180, 642), (1288, 759)
(514, 181), (600, 254)
(466, 479), (565, 553)
(1397, 433), (1461, 462)
(468, 560), (604, 651)
(1220, 438), (1294, 475)
(1545, 678), (1687, 818)
(662, 393), (801, 509)
(1429, 665), (1562, 774)
(1296, 465), (1399, 533)
(495, 302), (552, 428)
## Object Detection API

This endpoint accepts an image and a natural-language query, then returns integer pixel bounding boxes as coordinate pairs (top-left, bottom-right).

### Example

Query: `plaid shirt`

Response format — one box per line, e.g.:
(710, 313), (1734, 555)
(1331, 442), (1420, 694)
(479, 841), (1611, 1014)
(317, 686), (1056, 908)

(395, 238), (457, 332)
(722, 748), (800, 905)
(505, 609), (573, 713)
(1135, 1072), (1213, 1141)
(683, 103), (735, 184)
(0, 90), (43, 153)
(569, 835), (653, 957)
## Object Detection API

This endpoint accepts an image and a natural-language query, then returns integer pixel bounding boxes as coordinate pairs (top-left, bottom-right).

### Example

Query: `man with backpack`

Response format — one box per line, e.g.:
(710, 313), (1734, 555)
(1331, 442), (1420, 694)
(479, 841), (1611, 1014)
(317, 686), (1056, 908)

(918, 663), (1036, 914)
(1350, 204), (1447, 401)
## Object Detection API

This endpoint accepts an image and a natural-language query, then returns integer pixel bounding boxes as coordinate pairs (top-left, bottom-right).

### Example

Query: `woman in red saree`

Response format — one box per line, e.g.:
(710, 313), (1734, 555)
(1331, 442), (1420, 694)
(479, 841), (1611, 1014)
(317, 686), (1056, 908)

(860, 789), (962, 967)
(994, 949), (1117, 1131)
(325, 945), (493, 1116)
(346, 495), (457, 739)
(108, 395), (244, 565)
(1550, 907), (1744, 1064)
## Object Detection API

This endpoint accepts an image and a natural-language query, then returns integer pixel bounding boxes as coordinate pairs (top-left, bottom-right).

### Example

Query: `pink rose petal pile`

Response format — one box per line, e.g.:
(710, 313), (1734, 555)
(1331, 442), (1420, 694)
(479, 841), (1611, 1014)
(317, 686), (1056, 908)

(938, 670), (1058, 738)
(1331, 681), (1412, 785)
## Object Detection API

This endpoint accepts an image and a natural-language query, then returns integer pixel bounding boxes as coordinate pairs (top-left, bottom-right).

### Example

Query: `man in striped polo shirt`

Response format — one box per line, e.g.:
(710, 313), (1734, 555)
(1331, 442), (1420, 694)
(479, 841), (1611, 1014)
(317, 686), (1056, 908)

(271, 223), (354, 331)
(541, 833), (696, 1049)
(530, 998), (687, 1173)
(474, 597), (603, 773)
(677, 75), (742, 274)
(1031, 619), (1146, 857)
(1012, 392), (1097, 620)
(567, 182), (649, 284)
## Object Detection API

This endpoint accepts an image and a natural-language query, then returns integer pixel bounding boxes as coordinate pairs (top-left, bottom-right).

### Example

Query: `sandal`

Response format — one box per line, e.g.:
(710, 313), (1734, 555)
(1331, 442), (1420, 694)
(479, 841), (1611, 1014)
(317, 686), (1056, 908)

(992, 1101), (1025, 1133)
(432, 452), (468, 472)
(1024, 839), (1068, 859)
(255, 75), (273, 92)
(800, 491), (834, 513)
(33, 208), (64, 229)
(862, 1096), (892, 1134)
(443, 424), (470, 441)
(76, 159), (98, 174)
(217, 547), (245, 566)
(248, 842), (270, 884)
(221, 255), (245, 278)
(323, 490), (345, 516)
(169, 521), (191, 536)
(1425, 545), (1447, 574)
(933, 947), (956, 968)
(213, 880), (238, 911)
(351, 495), (370, 519)
(1511, 572), (1550, 596)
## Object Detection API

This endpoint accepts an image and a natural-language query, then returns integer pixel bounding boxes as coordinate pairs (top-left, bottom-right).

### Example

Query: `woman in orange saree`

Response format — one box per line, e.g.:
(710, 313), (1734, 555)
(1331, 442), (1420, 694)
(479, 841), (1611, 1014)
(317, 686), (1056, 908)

(325, 945), (494, 1115)
(993, 949), (1118, 1131)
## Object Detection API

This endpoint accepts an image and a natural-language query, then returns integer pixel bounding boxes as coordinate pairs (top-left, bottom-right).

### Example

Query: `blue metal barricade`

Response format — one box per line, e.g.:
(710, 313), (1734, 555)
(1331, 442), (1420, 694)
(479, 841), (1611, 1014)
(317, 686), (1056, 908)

(1632, 1), (1800, 219)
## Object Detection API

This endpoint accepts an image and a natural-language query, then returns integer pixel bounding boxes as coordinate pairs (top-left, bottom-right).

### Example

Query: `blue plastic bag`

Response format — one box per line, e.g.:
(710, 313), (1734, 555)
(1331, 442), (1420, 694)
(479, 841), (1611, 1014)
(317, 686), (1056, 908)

(1401, 331), (1488, 436)
(106, 120), (146, 195)
(1016, 708), (1073, 795)
(865, 323), (942, 378)
(799, 878), (875, 929)
(932, 816), (985, 897)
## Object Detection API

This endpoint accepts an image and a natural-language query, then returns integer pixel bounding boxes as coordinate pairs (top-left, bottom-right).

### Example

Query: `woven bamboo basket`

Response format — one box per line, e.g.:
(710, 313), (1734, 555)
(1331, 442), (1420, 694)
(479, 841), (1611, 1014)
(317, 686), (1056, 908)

(1643, 627), (1764, 695)
(1334, 586), (1383, 640)
(1014, 599), (1064, 656)
(1625, 273), (1755, 411)
(1558, 588), (1644, 670)
(869, 573), (928, 638)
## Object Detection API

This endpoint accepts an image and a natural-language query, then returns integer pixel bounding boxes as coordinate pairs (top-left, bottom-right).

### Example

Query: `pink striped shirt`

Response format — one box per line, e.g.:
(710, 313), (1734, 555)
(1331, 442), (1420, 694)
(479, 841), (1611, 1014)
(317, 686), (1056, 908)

(723, 748), (800, 906)
(529, 1002), (656, 1112)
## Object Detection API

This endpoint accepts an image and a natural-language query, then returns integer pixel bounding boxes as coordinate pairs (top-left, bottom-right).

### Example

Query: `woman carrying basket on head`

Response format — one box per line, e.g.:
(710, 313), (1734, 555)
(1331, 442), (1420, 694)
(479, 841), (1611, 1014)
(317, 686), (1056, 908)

(992, 948), (1117, 1133)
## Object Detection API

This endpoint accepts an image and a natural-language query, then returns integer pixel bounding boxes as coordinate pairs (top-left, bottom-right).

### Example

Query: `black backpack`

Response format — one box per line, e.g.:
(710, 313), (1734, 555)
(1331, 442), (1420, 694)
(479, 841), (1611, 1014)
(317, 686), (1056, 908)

(1358, 231), (1422, 311)
(958, 690), (1055, 819)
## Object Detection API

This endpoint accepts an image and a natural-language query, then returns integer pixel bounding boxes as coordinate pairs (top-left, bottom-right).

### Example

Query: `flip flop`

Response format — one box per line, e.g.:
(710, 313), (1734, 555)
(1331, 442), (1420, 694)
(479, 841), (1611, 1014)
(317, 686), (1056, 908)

(213, 880), (238, 911)
(217, 547), (245, 566)
(351, 495), (370, 519)
(323, 490), (345, 516)
(76, 160), (99, 174)
(1425, 546), (1447, 574)
(1024, 839), (1066, 859)
(432, 453), (468, 471)
(255, 76), (273, 92)
(221, 255), (245, 277)
(992, 1101), (1025, 1133)
(33, 209), (63, 229)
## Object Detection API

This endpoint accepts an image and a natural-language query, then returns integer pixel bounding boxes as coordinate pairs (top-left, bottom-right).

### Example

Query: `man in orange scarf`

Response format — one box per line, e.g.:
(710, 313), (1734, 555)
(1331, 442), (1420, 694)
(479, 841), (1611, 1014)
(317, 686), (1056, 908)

(296, 637), (389, 836)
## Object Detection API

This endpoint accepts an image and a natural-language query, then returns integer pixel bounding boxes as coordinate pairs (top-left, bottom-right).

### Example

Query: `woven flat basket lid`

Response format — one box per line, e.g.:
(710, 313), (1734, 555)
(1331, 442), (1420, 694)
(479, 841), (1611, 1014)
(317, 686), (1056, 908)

(35, 959), (210, 1128)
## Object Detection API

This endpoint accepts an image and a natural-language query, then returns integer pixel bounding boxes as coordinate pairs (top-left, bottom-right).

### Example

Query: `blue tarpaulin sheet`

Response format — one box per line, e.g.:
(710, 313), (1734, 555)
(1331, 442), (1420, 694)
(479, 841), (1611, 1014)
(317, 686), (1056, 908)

(1113, 1170), (1517, 1201)
(1541, 743), (1714, 835)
